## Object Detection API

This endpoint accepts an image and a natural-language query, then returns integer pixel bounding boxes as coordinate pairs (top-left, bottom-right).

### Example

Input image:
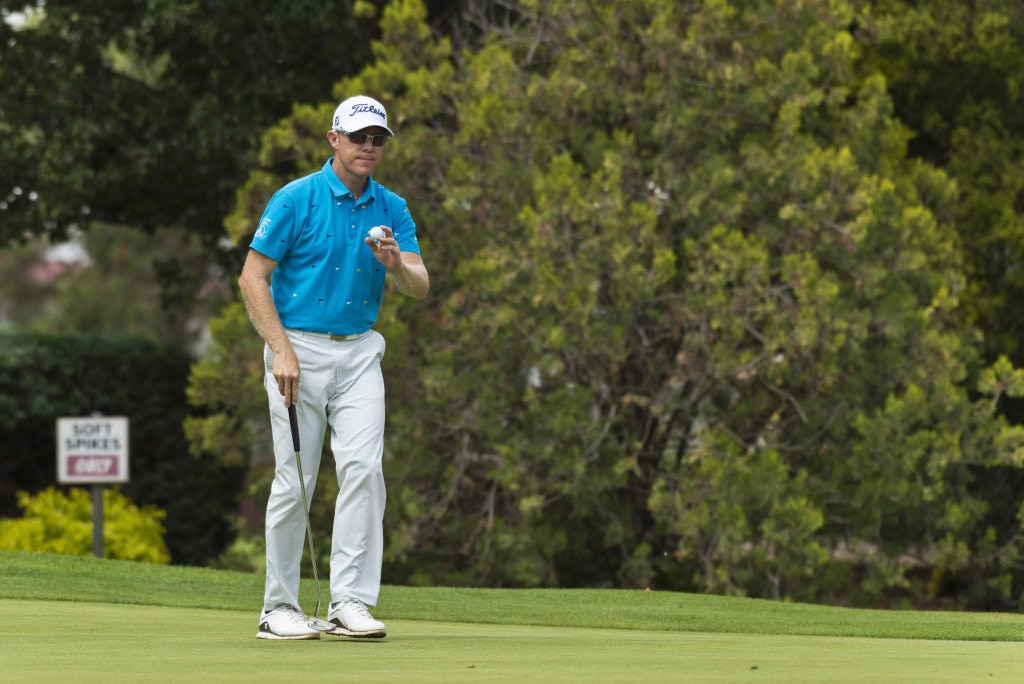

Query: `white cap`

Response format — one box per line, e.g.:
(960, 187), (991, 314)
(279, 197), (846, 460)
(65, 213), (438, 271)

(331, 95), (394, 136)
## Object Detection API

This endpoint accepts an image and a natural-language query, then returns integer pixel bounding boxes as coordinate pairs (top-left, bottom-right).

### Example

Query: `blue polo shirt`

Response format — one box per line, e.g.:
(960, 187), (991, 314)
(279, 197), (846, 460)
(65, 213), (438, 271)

(249, 158), (420, 335)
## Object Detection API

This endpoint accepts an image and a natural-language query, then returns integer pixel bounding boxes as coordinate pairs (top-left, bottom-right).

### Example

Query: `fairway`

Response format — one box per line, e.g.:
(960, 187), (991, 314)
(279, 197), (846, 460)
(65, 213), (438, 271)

(0, 599), (1021, 683)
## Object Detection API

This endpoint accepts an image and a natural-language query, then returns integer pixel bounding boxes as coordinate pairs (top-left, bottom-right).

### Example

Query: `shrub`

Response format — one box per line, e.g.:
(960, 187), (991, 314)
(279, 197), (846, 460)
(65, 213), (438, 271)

(0, 486), (170, 563)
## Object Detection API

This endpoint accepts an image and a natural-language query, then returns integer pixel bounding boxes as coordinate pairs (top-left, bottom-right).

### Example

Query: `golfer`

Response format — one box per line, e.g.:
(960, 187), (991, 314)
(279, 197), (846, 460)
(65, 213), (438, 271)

(239, 95), (429, 640)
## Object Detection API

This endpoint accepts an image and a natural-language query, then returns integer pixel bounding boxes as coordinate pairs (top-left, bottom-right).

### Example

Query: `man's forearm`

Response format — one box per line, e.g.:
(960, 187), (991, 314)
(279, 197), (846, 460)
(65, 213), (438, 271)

(238, 271), (290, 354)
(390, 258), (430, 299)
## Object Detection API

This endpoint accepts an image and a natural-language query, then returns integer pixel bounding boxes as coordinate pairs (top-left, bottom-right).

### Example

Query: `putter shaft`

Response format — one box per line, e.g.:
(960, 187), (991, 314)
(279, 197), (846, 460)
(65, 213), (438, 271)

(288, 403), (328, 630)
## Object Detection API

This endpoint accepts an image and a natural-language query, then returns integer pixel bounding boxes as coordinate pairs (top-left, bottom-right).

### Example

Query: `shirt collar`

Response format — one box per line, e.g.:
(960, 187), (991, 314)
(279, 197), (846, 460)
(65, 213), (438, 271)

(322, 158), (377, 203)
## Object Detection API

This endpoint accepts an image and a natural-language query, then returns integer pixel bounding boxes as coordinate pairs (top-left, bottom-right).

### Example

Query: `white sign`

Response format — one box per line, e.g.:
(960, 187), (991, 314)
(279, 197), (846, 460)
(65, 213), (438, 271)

(56, 416), (130, 484)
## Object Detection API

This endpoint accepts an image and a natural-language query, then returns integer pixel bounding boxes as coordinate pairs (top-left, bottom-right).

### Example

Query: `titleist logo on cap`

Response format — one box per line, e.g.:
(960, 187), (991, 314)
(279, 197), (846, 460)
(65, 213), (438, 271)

(349, 102), (386, 121)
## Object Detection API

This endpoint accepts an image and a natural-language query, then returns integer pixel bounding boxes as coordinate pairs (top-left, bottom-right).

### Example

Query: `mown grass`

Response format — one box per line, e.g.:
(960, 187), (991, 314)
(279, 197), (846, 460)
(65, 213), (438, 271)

(3, 599), (1019, 684)
(2, 550), (1021, 642)
(2, 551), (1023, 683)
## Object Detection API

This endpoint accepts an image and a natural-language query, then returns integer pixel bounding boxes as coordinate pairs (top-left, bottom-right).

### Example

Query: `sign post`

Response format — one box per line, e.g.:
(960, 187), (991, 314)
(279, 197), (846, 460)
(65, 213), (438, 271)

(56, 415), (130, 558)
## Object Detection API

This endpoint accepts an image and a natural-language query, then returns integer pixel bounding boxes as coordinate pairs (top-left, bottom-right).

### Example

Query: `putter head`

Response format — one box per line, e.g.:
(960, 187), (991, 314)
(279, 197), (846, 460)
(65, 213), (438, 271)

(307, 617), (334, 632)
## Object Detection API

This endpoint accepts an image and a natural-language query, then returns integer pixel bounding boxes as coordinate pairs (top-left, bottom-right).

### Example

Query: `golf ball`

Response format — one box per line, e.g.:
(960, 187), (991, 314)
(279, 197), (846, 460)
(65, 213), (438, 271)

(368, 227), (386, 242)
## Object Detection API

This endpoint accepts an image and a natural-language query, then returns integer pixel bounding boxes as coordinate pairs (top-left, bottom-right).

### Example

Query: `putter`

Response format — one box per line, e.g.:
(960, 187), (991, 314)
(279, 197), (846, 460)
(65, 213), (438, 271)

(288, 403), (334, 632)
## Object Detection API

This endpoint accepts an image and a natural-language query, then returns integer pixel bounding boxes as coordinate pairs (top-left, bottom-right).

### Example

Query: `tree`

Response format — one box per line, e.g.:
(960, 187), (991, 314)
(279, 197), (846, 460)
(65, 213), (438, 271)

(202, 0), (1024, 607)
(853, 0), (1024, 359)
(852, 0), (1024, 605)
(0, 0), (379, 246)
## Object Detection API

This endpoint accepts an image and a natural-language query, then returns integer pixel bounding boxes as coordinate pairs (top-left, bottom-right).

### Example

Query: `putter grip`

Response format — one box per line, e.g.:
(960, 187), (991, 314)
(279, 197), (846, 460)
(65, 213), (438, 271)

(288, 404), (300, 452)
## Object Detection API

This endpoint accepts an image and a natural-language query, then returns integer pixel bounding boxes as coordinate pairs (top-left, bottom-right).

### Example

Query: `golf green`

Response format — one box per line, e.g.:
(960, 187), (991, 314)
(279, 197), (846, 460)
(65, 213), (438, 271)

(0, 599), (1021, 683)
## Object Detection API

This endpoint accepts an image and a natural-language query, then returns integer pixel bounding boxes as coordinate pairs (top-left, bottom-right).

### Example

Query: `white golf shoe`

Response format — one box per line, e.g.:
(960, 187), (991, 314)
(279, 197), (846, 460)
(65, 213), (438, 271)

(257, 603), (320, 640)
(326, 596), (387, 638)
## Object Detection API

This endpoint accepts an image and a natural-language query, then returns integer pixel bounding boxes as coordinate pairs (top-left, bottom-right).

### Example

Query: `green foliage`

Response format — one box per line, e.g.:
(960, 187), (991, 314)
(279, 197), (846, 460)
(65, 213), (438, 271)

(0, 330), (245, 566)
(208, 535), (267, 575)
(0, 0), (384, 246)
(184, 301), (268, 467)
(851, 0), (1024, 607)
(206, 0), (1024, 609)
(0, 487), (170, 563)
(858, 0), (1024, 365)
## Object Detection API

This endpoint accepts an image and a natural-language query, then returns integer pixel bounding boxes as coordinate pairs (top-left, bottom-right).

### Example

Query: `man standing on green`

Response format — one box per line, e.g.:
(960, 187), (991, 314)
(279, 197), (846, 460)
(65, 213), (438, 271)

(239, 95), (429, 640)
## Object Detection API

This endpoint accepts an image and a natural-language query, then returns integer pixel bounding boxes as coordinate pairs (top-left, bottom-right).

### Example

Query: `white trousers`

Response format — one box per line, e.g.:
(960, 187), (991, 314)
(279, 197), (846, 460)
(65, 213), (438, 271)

(262, 329), (387, 613)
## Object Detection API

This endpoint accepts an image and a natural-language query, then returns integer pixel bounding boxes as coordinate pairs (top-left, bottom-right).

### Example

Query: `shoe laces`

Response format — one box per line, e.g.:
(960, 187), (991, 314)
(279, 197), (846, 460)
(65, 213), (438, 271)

(274, 603), (308, 624)
(341, 597), (371, 618)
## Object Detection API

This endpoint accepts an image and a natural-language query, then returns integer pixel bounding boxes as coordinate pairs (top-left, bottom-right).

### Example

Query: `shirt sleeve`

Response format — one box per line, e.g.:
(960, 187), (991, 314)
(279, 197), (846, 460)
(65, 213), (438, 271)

(390, 195), (421, 256)
(249, 188), (300, 262)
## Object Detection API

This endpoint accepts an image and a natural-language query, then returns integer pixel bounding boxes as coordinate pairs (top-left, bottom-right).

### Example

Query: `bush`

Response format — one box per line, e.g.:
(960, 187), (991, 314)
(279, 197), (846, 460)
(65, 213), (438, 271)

(0, 487), (170, 563)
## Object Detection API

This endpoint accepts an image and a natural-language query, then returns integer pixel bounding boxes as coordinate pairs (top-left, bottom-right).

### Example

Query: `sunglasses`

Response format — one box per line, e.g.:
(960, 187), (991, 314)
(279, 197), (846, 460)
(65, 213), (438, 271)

(338, 130), (391, 147)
